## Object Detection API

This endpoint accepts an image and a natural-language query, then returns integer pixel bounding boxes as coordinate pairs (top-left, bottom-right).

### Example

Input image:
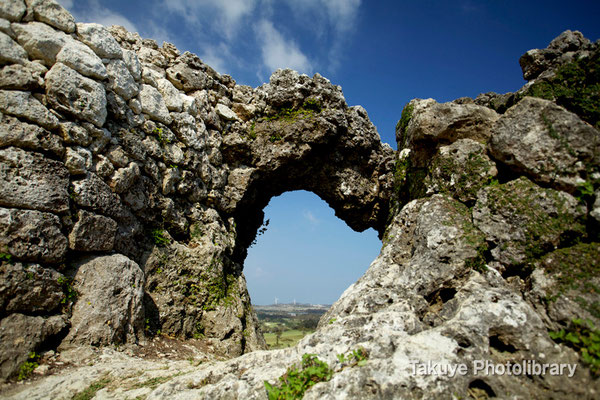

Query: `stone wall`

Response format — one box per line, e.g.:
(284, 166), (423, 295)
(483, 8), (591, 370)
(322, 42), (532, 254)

(0, 0), (394, 381)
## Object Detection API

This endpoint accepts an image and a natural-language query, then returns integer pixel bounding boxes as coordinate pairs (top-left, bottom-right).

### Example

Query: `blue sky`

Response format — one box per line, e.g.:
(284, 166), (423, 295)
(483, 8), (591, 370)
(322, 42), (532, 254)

(58, 0), (600, 305)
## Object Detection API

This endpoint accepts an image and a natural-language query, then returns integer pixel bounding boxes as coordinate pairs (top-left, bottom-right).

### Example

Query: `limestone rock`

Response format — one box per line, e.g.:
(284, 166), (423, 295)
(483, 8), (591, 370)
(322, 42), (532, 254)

(0, 114), (64, 156)
(68, 210), (117, 251)
(139, 84), (172, 124)
(64, 146), (92, 175)
(0, 90), (58, 129)
(0, 207), (68, 263)
(398, 98), (499, 152)
(71, 173), (127, 219)
(423, 138), (497, 203)
(45, 62), (107, 127)
(60, 254), (144, 347)
(0, 314), (67, 382)
(0, 31), (27, 64)
(0, 261), (64, 314)
(109, 162), (140, 193)
(75, 22), (122, 59)
(56, 39), (107, 79)
(0, 63), (44, 90)
(12, 21), (69, 65)
(156, 77), (182, 111)
(490, 97), (600, 193)
(0, 147), (69, 213)
(122, 49), (141, 80)
(592, 189), (600, 224)
(1, 2), (26, 22)
(106, 59), (138, 100)
(58, 121), (91, 146)
(25, 0), (75, 33)
(473, 177), (586, 268)
(166, 62), (210, 92)
(215, 103), (238, 121)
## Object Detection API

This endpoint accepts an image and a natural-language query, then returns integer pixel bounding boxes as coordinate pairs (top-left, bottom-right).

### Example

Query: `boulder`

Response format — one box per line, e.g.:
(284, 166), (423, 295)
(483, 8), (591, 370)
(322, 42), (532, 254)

(0, 63), (44, 90)
(166, 62), (210, 92)
(473, 177), (586, 268)
(0, 147), (69, 213)
(71, 172), (128, 219)
(0, 114), (64, 156)
(64, 146), (92, 175)
(106, 59), (138, 100)
(0, 31), (27, 64)
(60, 254), (144, 347)
(0, 207), (68, 263)
(0, 314), (67, 382)
(56, 39), (107, 79)
(122, 49), (141, 81)
(68, 210), (117, 251)
(0, 262), (64, 314)
(139, 84), (172, 124)
(45, 62), (107, 127)
(0, 90), (59, 129)
(25, 0), (75, 33)
(490, 97), (600, 193)
(75, 22), (122, 59)
(12, 21), (69, 65)
(398, 98), (499, 151)
(1, 2), (26, 21)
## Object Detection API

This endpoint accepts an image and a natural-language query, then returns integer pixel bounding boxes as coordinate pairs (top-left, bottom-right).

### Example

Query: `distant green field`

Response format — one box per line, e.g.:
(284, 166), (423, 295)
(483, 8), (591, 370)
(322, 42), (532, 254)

(263, 329), (313, 349)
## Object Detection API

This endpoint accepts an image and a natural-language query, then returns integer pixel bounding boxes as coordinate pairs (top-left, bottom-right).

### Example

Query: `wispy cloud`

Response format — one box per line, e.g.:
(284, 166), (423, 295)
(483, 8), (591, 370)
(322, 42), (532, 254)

(56, 0), (73, 9)
(160, 0), (257, 40)
(65, 0), (139, 33)
(303, 210), (320, 226)
(256, 19), (313, 75)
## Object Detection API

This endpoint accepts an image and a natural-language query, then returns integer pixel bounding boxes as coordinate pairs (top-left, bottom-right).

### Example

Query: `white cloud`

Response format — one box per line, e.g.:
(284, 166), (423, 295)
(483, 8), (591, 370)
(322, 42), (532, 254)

(200, 42), (233, 75)
(303, 210), (320, 226)
(256, 20), (312, 74)
(324, 0), (361, 34)
(56, 0), (73, 9)
(68, 0), (139, 33)
(161, 0), (257, 39)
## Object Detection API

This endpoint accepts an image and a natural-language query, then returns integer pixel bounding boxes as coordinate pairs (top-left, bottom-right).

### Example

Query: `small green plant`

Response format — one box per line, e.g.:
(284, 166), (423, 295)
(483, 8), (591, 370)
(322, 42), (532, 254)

(264, 354), (333, 400)
(17, 352), (40, 381)
(151, 228), (170, 246)
(328, 318), (337, 325)
(269, 133), (282, 143)
(396, 102), (414, 147)
(71, 376), (112, 400)
(576, 181), (595, 202)
(0, 252), (13, 263)
(265, 99), (322, 124)
(248, 121), (257, 140)
(154, 127), (171, 145)
(57, 276), (77, 305)
(549, 318), (600, 376)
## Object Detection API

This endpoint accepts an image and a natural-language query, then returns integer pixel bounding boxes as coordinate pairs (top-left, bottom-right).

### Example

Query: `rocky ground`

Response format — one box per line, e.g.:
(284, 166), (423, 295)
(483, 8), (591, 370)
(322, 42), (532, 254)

(1, 1), (599, 399)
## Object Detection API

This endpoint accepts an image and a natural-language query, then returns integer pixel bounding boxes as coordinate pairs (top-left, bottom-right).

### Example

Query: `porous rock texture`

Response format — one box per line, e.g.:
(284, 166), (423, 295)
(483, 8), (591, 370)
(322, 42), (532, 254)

(0, 2), (599, 399)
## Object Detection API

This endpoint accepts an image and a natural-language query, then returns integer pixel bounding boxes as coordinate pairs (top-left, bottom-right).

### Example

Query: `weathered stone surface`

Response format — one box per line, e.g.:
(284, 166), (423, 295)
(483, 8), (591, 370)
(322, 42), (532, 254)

(64, 146), (92, 175)
(490, 97), (600, 192)
(0, 261), (64, 314)
(45, 62), (107, 127)
(0, 90), (58, 129)
(56, 39), (107, 79)
(0, 0), (26, 22)
(139, 84), (172, 124)
(0, 207), (68, 263)
(592, 189), (600, 224)
(423, 138), (497, 203)
(156, 77), (182, 111)
(0, 114), (64, 156)
(215, 103), (238, 121)
(473, 177), (586, 268)
(60, 254), (144, 347)
(68, 210), (117, 251)
(0, 63), (44, 90)
(75, 22), (122, 59)
(398, 98), (499, 151)
(71, 173), (127, 219)
(0, 31), (27, 64)
(122, 49), (141, 80)
(520, 30), (591, 81)
(0, 147), (69, 213)
(58, 121), (91, 146)
(12, 21), (69, 65)
(26, 0), (75, 33)
(109, 162), (140, 193)
(106, 59), (138, 100)
(166, 62), (210, 92)
(0, 314), (67, 382)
